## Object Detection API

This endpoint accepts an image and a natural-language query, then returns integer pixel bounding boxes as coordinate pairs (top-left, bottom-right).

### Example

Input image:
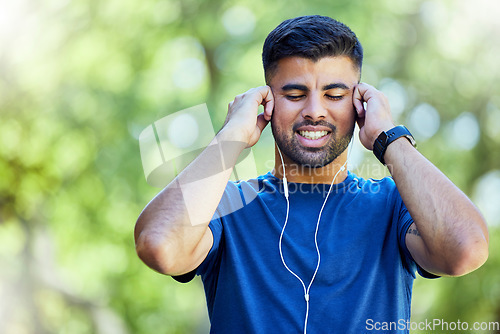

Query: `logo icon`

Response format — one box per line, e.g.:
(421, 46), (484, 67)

(139, 104), (259, 224)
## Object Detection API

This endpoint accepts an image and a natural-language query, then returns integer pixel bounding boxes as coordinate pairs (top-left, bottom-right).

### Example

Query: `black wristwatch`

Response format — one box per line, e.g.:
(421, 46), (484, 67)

(373, 125), (416, 165)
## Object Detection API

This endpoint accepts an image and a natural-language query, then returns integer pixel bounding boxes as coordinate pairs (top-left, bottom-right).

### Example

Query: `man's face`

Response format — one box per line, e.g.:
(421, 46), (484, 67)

(269, 56), (359, 167)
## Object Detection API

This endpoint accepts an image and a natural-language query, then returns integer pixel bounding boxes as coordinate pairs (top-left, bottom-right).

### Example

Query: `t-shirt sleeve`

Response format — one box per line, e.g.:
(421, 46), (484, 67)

(394, 188), (440, 279)
(171, 181), (243, 283)
(196, 218), (223, 277)
(170, 211), (223, 283)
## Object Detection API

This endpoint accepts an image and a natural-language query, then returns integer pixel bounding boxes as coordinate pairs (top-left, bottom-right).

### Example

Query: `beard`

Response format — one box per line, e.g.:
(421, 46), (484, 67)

(271, 119), (354, 168)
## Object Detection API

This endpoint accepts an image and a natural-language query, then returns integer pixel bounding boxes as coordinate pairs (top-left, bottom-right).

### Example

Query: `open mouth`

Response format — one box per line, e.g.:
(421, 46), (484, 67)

(298, 130), (330, 140)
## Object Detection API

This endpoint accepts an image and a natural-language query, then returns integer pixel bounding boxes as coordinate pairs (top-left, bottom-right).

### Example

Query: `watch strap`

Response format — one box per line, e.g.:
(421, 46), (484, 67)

(373, 125), (416, 165)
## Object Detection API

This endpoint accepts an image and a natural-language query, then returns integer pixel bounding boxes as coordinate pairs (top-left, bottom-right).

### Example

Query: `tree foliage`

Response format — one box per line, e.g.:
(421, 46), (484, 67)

(1, 0), (499, 332)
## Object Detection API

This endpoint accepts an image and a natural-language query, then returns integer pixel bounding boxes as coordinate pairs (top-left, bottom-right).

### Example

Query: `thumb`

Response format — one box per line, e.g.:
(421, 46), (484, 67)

(256, 113), (269, 133)
(247, 113), (269, 147)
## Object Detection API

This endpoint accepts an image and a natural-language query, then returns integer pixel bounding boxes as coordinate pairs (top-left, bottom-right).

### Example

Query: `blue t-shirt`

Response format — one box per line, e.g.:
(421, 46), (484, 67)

(181, 171), (434, 333)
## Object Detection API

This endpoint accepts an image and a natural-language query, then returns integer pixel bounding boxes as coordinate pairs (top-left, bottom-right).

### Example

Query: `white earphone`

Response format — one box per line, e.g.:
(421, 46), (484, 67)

(276, 140), (352, 334)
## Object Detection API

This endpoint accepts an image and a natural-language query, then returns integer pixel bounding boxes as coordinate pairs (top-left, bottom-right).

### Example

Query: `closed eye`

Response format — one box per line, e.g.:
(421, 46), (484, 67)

(326, 94), (344, 101)
(286, 95), (305, 101)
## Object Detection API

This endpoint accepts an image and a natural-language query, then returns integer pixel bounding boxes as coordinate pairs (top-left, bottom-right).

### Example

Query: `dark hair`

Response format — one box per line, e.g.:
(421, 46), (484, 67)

(262, 15), (363, 83)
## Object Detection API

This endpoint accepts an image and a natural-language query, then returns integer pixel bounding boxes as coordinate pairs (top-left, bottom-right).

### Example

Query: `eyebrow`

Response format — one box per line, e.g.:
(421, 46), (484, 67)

(281, 84), (309, 92)
(323, 83), (350, 90)
(281, 83), (350, 91)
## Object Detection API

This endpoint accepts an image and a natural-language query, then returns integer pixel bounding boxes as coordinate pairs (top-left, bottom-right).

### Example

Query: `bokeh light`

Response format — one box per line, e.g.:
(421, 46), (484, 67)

(1, 0), (500, 332)
(447, 112), (480, 150)
(379, 78), (408, 121)
(172, 58), (207, 90)
(222, 6), (256, 36)
(168, 113), (200, 148)
(408, 103), (440, 141)
(473, 170), (500, 227)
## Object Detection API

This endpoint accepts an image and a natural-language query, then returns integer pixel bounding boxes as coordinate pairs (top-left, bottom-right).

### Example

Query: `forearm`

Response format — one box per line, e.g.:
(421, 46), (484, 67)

(135, 128), (246, 275)
(385, 138), (489, 275)
(353, 82), (488, 275)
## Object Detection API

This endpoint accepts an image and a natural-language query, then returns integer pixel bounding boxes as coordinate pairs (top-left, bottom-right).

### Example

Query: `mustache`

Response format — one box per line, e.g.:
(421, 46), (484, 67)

(292, 120), (337, 132)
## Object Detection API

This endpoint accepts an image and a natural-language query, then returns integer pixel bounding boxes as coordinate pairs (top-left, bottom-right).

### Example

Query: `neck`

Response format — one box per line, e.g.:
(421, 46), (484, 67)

(272, 147), (349, 184)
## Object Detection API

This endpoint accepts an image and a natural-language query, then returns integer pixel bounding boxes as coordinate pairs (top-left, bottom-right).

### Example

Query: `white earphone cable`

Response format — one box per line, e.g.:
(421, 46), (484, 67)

(277, 140), (352, 334)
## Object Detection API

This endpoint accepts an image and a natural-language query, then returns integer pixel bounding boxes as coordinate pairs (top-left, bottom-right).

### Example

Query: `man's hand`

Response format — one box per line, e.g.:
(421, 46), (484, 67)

(223, 86), (274, 147)
(353, 83), (395, 150)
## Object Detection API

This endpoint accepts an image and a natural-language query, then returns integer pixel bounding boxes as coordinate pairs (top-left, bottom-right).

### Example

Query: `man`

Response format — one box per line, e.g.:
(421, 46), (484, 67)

(135, 15), (489, 333)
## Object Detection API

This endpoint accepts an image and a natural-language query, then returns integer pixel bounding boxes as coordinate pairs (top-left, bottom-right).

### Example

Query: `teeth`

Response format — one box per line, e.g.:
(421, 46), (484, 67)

(299, 130), (328, 140)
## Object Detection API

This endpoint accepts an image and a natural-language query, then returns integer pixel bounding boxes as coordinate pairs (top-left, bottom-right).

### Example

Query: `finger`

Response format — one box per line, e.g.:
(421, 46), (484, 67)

(260, 86), (274, 120)
(263, 102), (273, 121)
(356, 115), (365, 130)
(256, 113), (269, 133)
(352, 85), (365, 117)
(354, 82), (377, 105)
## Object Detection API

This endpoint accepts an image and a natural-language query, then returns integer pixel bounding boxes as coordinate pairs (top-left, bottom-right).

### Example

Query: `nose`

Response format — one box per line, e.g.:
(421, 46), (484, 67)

(301, 93), (327, 121)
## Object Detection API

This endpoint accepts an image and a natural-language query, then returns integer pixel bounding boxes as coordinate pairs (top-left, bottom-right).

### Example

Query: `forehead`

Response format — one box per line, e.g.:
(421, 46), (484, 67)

(269, 56), (360, 88)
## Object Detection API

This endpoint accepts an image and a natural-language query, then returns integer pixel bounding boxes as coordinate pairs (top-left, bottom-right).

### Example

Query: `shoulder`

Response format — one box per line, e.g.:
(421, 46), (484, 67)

(348, 172), (398, 196)
(225, 172), (278, 195)
(214, 172), (278, 219)
(344, 173), (405, 212)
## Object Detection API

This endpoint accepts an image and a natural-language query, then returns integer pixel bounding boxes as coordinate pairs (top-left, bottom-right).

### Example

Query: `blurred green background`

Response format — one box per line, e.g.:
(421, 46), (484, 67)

(1, 0), (499, 333)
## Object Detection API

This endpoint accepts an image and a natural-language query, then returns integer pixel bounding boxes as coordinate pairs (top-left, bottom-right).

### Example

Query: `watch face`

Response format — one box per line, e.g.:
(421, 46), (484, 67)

(373, 131), (387, 153)
(378, 131), (388, 144)
(373, 126), (416, 165)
